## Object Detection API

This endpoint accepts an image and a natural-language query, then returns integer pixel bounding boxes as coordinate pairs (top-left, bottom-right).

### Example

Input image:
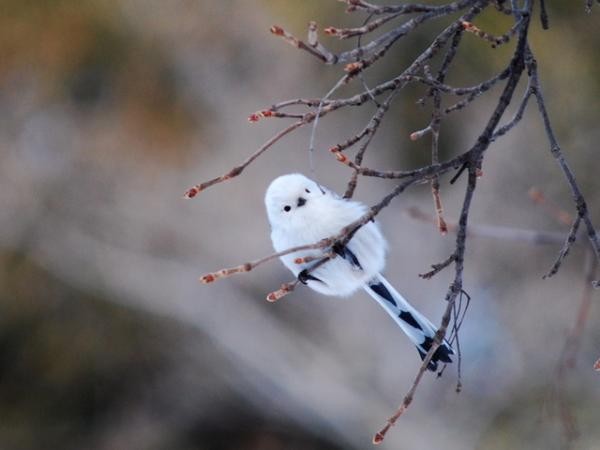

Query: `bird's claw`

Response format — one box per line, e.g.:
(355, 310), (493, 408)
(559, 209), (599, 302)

(332, 242), (362, 270)
(332, 242), (345, 256)
(298, 269), (323, 285)
(298, 269), (310, 285)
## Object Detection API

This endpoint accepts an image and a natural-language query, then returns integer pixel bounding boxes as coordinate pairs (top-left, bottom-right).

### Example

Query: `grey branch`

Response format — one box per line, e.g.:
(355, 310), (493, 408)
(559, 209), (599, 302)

(188, 0), (600, 443)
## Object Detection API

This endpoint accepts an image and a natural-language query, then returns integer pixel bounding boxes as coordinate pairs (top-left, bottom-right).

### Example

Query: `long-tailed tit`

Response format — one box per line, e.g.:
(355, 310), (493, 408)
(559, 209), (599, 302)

(265, 173), (453, 371)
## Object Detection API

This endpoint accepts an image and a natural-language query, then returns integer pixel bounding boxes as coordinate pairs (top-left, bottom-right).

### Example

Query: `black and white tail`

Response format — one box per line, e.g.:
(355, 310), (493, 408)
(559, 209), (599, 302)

(363, 274), (454, 371)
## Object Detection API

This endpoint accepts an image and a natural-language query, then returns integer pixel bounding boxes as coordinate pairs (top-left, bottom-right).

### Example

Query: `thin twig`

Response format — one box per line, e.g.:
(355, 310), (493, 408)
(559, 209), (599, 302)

(427, 31), (464, 235)
(325, 12), (403, 39)
(420, 253), (456, 279)
(374, 167), (480, 444)
(199, 238), (335, 283)
(275, 0), (478, 67)
(406, 206), (567, 245)
(343, 88), (402, 198)
(308, 76), (349, 175)
(443, 67), (511, 115)
(543, 214), (582, 279)
(343, 12), (382, 198)
(338, 0), (448, 15)
(189, 1), (600, 443)
(527, 48), (600, 285)
(330, 146), (473, 181)
(461, 18), (521, 47)
(184, 119), (306, 198)
(491, 79), (534, 142)
(540, 0), (550, 29)
(375, 8), (533, 440)
(266, 254), (336, 302)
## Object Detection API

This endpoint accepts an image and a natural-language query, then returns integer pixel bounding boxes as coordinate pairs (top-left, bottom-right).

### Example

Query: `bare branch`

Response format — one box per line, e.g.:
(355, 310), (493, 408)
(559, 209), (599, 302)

(375, 167), (480, 444)
(419, 253), (456, 279)
(406, 206), (567, 245)
(271, 0), (480, 70)
(269, 25), (335, 63)
(184, 119), (307, 198)
(325, 12), (402, 39)
(330, 146), (472, 180)
(189, 0), (600, 443)
(540, 0), (550, 29)
(527, 48), (600, 285)
(443, 67), (511, 115)
(427, 30), (464, 235)
(461, 18), (521, 48)
(543, 215), (582, 279)
(339, 0), (468, 15)
(491, 79), (534, 142)
(266, 280), (300, 302)
(199, 238), (335, 284)
(343, 88), (402, 198)
(375, 9), (534, 440)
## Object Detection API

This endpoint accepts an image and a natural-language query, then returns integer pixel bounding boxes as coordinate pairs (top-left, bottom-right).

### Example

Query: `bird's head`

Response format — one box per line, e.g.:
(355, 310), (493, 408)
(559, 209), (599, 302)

(264, 173), (326, 228)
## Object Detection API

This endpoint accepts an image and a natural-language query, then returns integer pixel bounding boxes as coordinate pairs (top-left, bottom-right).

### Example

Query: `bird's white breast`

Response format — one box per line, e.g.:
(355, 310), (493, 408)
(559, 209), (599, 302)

(270, 195), (387, 296)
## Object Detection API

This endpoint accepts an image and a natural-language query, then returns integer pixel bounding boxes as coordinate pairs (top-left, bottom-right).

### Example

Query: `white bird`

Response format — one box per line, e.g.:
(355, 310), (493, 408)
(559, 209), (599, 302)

(265, 173), (453, 371)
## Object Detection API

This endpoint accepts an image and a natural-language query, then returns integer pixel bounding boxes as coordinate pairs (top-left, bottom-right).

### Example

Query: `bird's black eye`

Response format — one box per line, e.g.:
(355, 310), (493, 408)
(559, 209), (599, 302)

(283, 205), (291, 212)
(305, 188), (311, 193)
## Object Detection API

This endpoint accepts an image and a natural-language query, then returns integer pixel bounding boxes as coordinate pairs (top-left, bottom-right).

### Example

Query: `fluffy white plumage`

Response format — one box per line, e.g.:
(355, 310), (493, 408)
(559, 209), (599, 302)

(265, 173), (454, 371)
(265, 173), (386, 296)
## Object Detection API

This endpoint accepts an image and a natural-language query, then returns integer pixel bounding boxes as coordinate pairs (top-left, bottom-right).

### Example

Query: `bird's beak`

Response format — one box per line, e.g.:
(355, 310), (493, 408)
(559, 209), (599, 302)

(297, 197), (307, 207)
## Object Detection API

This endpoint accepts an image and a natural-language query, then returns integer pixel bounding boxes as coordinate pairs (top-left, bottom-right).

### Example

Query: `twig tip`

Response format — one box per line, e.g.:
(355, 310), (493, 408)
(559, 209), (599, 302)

(248, 110), (273, 123)
(200, 273), (216, 284)
(266, 283), (296, 302)
(372, 432), (385, 445)
(330, 148), (348, 163)
(409, 126), (431, 141)
(270, 25), (284, 36)
(439, 221), (449, 236)
(184, 186), (201, 199)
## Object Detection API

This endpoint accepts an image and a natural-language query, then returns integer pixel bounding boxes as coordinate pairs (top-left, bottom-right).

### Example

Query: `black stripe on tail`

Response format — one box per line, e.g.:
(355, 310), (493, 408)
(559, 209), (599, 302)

(366, 278), (453, 372)
(368, 281), (397, 307)
(368, 281), (424, 332)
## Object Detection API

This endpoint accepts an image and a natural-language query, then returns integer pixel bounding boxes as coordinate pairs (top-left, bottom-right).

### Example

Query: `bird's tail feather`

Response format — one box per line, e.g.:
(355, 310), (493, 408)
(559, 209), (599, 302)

(363, 273), (454, 371)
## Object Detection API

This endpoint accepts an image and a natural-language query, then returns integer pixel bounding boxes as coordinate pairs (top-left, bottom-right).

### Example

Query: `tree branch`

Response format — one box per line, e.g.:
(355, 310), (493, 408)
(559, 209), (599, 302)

(188, 0), (600, 443)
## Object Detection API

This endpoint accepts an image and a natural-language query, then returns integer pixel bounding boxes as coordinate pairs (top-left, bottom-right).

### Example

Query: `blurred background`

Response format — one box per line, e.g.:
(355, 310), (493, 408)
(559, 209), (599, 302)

(0, 1), (598, 449)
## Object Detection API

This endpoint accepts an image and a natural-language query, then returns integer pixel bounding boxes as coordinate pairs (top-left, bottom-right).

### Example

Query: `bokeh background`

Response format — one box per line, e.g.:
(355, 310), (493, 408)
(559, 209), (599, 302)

(0, 1), (599, 449)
